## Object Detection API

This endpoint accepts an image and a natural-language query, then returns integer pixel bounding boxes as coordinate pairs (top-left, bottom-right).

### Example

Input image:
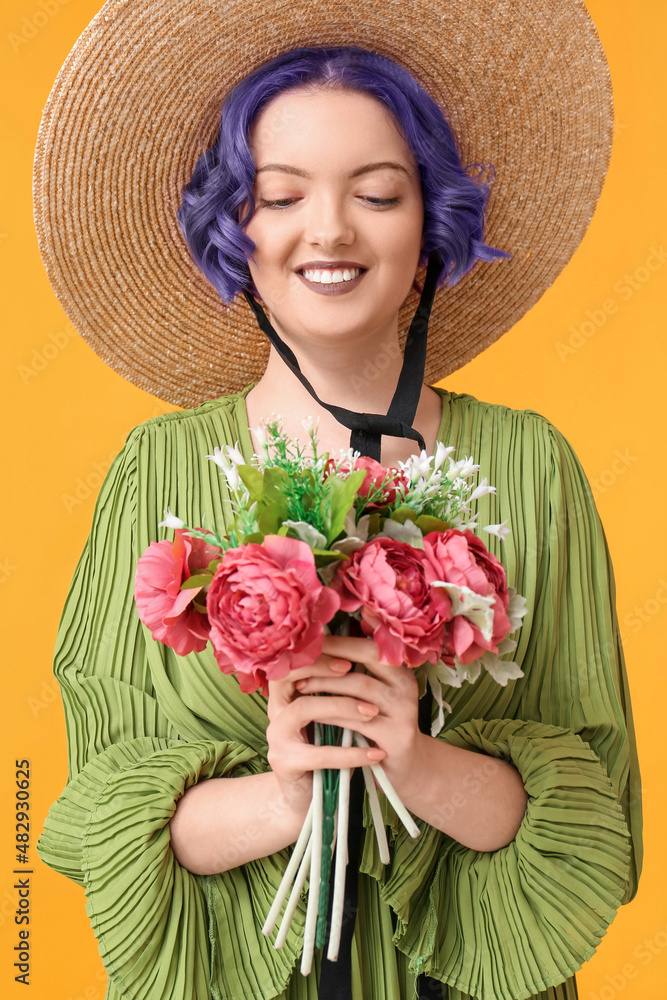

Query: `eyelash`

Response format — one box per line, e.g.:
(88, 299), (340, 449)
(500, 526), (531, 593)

(258, 197), (401, 209)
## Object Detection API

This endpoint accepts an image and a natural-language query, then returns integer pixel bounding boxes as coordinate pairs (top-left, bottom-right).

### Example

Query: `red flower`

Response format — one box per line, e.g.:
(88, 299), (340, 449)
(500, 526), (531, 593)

(206, 535), (340, 695)
(332, 537), (451, 668)
(422, 530), (511, 664)
(134, 530), (222, 655)
(326, 456), (408, 509)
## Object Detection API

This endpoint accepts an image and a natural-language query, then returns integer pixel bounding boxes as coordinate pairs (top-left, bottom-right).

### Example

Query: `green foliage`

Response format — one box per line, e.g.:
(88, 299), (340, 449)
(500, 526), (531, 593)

(321, 469), (366, 544)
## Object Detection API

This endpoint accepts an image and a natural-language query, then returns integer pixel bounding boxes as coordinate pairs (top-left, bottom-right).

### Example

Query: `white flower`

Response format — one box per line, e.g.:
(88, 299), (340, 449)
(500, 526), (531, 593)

(483, 520), (511, 541)
(301, 416), (320, 435)
(205, 445), (229, 472)
(400, 451), (432, 483)
(446, 456), (479, 481)
(469, 477), (496, 501)
(158, 507), (185, 529)
(252, 423), (267, 448)
(225, 442), (245, 465)
(225, 463), (241, 491)
(433, 442), (455, 471)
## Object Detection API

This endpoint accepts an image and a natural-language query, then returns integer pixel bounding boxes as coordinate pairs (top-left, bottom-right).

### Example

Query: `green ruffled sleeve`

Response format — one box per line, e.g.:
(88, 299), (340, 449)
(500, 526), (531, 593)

(36, 419), (259, 1000)
(359, 404), (642, 1000)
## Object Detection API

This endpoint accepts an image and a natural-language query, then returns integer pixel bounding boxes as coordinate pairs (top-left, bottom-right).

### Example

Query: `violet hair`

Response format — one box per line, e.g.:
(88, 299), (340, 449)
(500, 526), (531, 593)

(176, 46), (509, 304)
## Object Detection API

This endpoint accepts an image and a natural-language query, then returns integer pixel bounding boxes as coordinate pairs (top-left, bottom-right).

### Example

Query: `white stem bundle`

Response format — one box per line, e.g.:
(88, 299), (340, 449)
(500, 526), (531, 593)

(361, 764), (390, 864)
(262, 798), (314, 937)
(326, 727), (353, 961)
(300, 726), (324, 976)
(353, 733), (421, 839)
(274, 836), (313, 949)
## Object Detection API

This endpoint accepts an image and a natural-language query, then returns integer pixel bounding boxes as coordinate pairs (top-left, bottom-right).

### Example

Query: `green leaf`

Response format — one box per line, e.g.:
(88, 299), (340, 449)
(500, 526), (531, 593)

(312, 549), (348, 568)
(416, 515), (452, 534)
(322, 470), (366, 544)
(237, 464), (265, 501)
(257, 505), (282, 535)
(390, 505), (418, 524)
(241, 531), (265, 545)
(180, 573), (213, 590)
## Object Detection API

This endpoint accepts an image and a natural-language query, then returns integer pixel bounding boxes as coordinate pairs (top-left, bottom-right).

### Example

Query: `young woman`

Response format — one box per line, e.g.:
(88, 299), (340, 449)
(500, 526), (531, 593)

(34, 7), (641, 1000)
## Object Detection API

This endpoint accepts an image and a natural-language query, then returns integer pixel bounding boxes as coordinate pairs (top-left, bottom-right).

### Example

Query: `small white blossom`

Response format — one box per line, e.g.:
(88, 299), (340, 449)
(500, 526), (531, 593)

(400, 451), (432, 483)
(446, 456), (479, 482)
(252, 423), (267, 448)
(205, 445), (229, 472)
(158, 507), (185, 529)
(225, 463), (241, 490)
(469, 477), (496, 501)
(225, 442), (245, 465)
(433, 442), (455, 471)
(301, 416), (320, 435)
(483, 520), (511, 541)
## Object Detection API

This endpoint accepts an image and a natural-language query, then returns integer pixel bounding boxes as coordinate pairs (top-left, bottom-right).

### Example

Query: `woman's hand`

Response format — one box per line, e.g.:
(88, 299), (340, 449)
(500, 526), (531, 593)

(266, 635), (424, 822)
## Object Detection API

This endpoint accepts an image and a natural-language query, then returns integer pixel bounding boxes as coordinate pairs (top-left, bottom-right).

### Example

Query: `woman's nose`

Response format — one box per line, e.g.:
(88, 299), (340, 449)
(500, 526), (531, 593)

(303, 192), (354, 249)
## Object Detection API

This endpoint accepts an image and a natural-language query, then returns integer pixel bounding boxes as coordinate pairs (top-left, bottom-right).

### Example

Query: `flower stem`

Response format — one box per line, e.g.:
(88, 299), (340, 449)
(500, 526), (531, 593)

(353, 733), (421, 839)
(301, 724), (324, 976)
(326, 727), (353, 961)
(361, 764), (390, 864)
(274, 835), (313, 949)
(262, 797), (314, 937)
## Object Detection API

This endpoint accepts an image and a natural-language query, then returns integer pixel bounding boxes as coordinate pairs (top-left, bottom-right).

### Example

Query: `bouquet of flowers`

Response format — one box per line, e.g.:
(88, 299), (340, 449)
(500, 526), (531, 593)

(134, 418), (528, 974)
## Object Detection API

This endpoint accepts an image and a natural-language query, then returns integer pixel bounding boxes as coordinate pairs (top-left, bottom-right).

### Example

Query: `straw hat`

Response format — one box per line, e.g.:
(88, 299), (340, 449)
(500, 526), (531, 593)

(33, 0), (613, 410)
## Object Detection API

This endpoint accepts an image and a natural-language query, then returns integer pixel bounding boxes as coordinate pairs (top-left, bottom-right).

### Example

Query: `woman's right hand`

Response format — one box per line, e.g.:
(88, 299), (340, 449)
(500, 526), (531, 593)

(266, 653), (387, 824)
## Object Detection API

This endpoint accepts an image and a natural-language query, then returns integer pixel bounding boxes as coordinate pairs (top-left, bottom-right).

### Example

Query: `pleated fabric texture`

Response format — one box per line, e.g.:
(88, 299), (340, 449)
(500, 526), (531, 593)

(37, 384), (642, 1000)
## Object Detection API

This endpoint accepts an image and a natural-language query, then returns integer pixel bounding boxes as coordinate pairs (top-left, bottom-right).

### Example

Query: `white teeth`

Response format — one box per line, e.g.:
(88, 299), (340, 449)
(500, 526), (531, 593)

(302, 267), (362, 284)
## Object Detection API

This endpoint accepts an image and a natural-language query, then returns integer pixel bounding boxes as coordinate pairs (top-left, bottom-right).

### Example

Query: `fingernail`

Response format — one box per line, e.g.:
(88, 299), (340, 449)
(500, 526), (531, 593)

(331, 660), (351, 673)
(358, 702), (378, 716)
(295, 680), (307, 691)
(367, 748), (385, 761)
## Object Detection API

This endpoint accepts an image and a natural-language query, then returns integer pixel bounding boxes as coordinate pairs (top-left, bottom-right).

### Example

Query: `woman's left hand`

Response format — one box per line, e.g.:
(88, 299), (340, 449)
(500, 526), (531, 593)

(292, 633), (427, 795)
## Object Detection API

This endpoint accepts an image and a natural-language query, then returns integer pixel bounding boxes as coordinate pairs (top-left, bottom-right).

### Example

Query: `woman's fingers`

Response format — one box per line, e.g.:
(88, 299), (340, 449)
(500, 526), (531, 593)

(269, 741), (386, 775)
(266, 654), (352, 718)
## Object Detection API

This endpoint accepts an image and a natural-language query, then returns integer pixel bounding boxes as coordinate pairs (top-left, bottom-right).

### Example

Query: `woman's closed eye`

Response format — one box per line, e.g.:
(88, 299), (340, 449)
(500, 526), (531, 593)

(258, 196), (402, 209)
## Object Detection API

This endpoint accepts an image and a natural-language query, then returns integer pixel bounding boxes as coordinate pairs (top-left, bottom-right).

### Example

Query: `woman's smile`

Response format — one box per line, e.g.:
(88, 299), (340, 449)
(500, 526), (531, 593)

(296, 266), (367, 294)
(242, 87), (424, 350)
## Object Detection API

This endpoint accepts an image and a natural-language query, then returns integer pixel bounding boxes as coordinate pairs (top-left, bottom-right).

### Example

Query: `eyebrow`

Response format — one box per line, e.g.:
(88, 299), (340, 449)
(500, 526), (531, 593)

(255, 160), (412, 179)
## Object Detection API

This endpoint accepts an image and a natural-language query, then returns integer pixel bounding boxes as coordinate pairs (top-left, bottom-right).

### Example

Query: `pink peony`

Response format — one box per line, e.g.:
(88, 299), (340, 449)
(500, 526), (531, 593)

(206, 535), (341, 695)
(422, 529), (511, 665)
(326, 456), (408, 509)
(332, 537), (451, 668)
(134, 530), (222, 656)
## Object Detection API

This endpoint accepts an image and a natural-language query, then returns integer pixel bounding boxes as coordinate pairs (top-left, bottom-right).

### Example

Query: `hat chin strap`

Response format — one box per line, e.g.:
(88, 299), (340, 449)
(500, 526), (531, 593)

(242, 253), (442, 462)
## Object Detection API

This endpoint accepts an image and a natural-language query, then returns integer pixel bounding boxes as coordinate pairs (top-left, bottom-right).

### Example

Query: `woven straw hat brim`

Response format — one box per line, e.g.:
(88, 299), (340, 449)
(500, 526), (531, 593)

(33, 0), (612, 409)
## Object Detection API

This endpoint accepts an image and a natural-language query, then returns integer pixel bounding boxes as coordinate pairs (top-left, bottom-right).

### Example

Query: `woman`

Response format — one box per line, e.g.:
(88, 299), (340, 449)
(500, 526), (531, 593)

(34, 5), (641, 1000)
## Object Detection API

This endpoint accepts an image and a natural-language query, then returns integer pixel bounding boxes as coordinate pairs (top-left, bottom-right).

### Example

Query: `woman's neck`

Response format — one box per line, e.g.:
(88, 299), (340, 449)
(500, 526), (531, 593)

(245, 346), (444, 467)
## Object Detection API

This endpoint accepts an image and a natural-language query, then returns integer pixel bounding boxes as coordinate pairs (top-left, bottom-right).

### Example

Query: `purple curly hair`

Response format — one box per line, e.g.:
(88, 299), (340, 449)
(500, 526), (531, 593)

(177, 45), (509, 304)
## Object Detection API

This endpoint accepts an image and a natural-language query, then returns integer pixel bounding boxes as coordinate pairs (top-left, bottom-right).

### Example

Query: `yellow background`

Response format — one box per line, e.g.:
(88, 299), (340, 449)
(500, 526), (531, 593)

(1, 2), (665, 998)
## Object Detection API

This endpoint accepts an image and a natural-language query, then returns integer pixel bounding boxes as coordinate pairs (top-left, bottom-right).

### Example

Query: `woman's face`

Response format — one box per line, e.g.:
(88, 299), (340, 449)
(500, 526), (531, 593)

(242, 87), (424, 353)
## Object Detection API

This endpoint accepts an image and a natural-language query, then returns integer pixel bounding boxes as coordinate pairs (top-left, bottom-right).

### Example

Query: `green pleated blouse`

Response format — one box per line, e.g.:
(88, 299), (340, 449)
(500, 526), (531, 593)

(37, 384), (642, 1000)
